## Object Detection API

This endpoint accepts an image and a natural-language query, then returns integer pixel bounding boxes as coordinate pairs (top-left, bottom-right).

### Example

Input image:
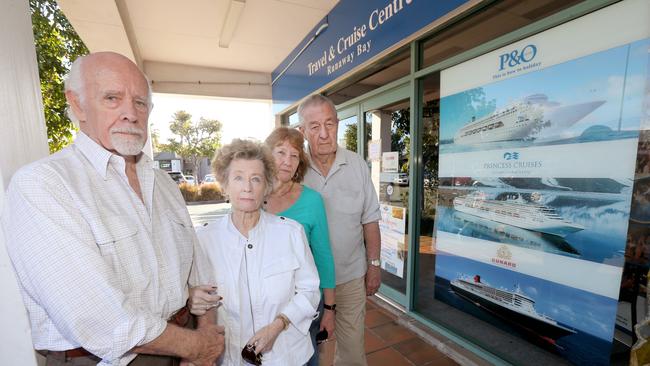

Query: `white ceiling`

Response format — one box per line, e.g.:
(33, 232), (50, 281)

(57, 0), (339, 100)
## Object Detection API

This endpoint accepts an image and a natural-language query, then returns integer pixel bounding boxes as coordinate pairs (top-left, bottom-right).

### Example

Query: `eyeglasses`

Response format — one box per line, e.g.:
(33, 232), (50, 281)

(241, 344), (263, 365)
(316, 329), (328, 345)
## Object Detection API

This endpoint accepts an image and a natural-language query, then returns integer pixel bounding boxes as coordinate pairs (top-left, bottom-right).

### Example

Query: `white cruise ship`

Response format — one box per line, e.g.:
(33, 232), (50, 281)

(450, 275), (576, 340)
(451, 211), (580, 255)
(453, 94), (604, 145)
(453, 192), (584, 237)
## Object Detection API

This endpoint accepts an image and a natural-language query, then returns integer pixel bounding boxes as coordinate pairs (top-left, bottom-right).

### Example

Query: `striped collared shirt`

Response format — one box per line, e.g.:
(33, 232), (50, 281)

(2, 132), (196, 365)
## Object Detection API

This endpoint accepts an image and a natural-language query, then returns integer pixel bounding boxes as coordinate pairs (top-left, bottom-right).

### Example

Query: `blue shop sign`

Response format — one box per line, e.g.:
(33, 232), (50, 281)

(272, 0), (469, 106)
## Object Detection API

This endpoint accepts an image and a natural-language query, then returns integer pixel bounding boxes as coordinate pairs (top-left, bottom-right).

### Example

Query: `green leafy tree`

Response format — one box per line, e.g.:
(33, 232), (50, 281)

(343, 122), (371, 153)
(150, 126), (162, 153)
(161, 111), (222, 177)
(422, 100), (440, 189)
(391, 108), (410, 173)
(343, 124), (358, 152)
(31, 0), (89, 153)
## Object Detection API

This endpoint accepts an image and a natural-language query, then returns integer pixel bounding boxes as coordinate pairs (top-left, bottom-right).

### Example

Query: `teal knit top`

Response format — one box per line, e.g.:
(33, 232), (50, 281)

(278, 185), (336, 289)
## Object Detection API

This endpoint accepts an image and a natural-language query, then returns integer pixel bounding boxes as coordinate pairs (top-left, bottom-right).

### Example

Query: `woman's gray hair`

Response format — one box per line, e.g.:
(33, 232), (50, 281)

(63, 54), (154, 127)
(212, 139), (276, 196)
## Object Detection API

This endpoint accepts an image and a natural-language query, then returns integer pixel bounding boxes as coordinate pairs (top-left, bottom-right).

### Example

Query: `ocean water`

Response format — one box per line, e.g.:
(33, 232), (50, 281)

(434, 277), (614, 365)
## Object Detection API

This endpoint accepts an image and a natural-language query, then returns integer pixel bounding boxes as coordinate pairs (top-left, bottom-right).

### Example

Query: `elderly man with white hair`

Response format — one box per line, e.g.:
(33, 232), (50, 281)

(2, 52), (224, 366)
(299, 94), (381, 366)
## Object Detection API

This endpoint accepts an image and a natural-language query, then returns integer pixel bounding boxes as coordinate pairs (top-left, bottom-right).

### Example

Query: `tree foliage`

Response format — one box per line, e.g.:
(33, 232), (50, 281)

(150, 126), (162, 153)
(390, 101), (442, 184)
(342, 122), (370, 153)
(31, 0), (89, 153)
(160, 111), (222, 176)
(390, 109), (410, 173)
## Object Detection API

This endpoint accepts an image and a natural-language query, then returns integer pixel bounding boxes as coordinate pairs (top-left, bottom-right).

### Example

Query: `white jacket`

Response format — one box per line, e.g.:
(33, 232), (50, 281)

(194, 210), (320, 365)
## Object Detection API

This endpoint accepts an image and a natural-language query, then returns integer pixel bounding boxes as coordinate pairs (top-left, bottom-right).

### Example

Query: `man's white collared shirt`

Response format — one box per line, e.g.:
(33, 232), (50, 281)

(2, 132), (196, 365)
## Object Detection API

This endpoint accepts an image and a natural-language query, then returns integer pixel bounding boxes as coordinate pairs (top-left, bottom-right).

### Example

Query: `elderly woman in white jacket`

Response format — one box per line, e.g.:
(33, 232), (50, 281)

(189, 139), (320, 365)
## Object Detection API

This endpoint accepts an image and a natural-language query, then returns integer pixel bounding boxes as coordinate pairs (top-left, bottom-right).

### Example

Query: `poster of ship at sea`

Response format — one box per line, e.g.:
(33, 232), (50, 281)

(435, 179), (631, 265)
(435, 1), (649, 364)
(434, 253), (618, 365)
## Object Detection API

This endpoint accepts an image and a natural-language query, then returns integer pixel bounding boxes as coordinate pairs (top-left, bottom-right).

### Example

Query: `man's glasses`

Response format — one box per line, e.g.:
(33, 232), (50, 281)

(241, 344), (262, 365)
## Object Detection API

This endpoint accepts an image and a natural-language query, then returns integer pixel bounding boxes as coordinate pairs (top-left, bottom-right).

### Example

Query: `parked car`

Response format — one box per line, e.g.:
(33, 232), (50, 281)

(394, 173), (409, 185)
(203, 174), (216, 184)
(185, 176), (197, 185)
(168, 171), (187, 185)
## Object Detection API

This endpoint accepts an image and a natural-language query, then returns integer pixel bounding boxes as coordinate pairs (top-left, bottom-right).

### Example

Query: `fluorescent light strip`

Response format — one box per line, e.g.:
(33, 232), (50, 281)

(219, 0), (246, 48)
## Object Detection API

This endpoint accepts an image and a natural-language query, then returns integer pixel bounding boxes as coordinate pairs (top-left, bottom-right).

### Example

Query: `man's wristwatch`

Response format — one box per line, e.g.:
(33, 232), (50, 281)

(368, 259), (381, 267)
(323, 303), (336, 312)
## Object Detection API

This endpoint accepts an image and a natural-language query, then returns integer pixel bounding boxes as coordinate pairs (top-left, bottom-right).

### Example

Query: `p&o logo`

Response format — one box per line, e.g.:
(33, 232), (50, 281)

(498, 44), (537, 71)
(503, 152), (519, 160)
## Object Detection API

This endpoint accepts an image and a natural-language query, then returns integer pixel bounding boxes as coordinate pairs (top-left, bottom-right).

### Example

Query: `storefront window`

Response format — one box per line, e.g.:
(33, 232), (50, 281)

(328, 47), (410, 105)
(415, 73), (440, 295)
(414, 2), (650, 364)
(419, 0), (582, 70)
(366, 99), (411, 295)
(413, 70), (572, 366)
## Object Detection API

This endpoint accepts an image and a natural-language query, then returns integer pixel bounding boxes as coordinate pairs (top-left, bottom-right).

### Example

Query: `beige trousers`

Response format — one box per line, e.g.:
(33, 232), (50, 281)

(333, 276), (367, 366)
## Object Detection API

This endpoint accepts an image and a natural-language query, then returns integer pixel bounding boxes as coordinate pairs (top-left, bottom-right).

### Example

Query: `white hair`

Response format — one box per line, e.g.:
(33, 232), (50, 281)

(63, 54), (154, 127)
(64, 56), (85, 127)
(297, 94), (337, 126)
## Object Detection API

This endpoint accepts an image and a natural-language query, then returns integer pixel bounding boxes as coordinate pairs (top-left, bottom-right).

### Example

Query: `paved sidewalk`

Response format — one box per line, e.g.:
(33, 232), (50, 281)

(187, 202), (230, 226)
(319, 297), (482, 366)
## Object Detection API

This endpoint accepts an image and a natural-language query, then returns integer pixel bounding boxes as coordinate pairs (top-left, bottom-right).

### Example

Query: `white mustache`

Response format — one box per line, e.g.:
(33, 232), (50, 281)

(111, 127), (144, 137)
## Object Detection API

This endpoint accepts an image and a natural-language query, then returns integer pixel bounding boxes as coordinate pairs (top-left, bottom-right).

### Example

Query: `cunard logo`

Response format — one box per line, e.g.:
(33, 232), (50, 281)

(492, 245), (517, 268)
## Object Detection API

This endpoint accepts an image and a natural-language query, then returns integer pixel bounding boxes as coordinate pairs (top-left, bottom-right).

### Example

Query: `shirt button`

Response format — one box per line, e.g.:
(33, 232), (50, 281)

(247, 243), (253, 249)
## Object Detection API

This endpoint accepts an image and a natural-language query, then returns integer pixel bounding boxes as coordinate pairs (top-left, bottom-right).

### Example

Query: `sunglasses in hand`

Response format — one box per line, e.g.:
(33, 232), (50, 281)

(316, 329), (328, 345)
(241, 344), (263, 365)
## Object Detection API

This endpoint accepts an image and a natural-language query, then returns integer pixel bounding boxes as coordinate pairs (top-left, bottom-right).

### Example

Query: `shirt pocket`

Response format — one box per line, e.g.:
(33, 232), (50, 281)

(262, 257), (299, 304)
(164, 209), (195, 268)
(91, 216), (139, 287)
(93, 215), (138, 256)
(332, 188), (363, 216)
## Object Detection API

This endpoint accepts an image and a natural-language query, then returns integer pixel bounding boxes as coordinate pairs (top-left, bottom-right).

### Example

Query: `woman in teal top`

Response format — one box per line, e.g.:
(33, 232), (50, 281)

(276, 185), (335, 289)
(264, 127), (335, 366)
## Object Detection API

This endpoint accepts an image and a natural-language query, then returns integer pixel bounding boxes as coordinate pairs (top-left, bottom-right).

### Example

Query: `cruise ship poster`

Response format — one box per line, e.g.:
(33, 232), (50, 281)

(434, 253), (618, 365)
(439, 38), (648, 157)
(435, 180), (632, 267)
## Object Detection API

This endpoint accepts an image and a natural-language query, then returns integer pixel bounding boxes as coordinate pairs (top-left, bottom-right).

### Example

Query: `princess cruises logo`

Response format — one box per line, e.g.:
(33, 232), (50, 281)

(503, 152), (519, 160)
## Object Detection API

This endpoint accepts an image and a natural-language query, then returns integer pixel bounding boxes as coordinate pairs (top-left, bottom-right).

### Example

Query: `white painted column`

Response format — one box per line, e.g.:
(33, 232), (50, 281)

(370, 110), (391, 195)
(0, 1), (49, 365)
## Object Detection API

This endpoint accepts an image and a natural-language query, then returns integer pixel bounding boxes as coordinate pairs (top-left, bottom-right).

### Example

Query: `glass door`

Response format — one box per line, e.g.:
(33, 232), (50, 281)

(360, 85), (411, 305)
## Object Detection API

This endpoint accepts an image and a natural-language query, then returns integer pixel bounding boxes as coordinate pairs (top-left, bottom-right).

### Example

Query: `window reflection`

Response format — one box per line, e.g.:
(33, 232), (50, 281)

(338, 115), (359, 152)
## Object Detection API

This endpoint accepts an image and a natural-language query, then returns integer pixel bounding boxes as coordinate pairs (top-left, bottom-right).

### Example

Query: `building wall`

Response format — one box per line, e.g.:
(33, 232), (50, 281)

(0, 1), (50, 365)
